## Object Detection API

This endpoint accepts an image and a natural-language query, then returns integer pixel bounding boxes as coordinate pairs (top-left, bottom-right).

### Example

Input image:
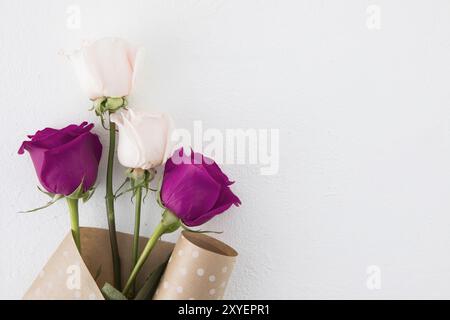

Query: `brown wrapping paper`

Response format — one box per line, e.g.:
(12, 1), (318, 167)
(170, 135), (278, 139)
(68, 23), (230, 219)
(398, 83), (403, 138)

(154, 231), (238, 300)
(23, 227), (174, 300)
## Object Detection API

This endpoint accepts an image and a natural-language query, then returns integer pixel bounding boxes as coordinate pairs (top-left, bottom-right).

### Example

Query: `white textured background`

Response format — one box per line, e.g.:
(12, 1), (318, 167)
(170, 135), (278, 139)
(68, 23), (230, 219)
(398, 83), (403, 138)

(2, 0), (450, 299)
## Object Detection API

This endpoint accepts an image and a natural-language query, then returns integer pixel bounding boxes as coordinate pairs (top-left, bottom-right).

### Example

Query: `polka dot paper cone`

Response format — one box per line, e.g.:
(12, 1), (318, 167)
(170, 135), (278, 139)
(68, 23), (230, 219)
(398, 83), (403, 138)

(153, 231), (238, 300)
(23, 227), (174, 300)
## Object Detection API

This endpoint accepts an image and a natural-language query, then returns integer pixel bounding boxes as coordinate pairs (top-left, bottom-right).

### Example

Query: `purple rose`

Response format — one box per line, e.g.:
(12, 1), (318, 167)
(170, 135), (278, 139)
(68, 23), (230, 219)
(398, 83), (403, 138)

(160, 148), (241, 227)
(18, 122), (102, 196)
(123, 149), (241, 293)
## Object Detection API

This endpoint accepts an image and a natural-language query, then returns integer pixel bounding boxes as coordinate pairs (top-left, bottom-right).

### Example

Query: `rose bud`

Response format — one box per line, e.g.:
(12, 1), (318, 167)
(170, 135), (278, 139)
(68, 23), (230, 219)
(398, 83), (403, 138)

(160, 148), (241, 226)
(18, 122), (102, 196)
(69, 37), (139, 283)
(18, 122), (102, 252)
(110, 109), (174, 170)
(110, 109), (174, 284)
(70, 38), (140, 101)
(122, 148), (241, 295)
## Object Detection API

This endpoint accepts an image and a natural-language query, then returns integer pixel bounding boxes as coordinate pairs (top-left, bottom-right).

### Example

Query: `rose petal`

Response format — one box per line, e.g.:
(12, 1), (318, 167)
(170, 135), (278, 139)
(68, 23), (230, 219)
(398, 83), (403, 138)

(183, 186), (241, 227)
(18, 122), (93, 154)
(161, 163), (221, 220)
(41, 132), (102, 195)
(70, 38), (139, 99)
(19, 122), (101, 195)
(112, 109), (173, 170)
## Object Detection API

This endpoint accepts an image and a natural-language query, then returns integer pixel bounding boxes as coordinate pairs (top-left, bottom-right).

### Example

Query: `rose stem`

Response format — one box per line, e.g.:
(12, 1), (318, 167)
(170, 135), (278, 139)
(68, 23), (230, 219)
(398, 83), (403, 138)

(130, 184), (143, 295)
(66, 198), (81, 253)
(123, 222), (165, 297)
(106, 118), (121, 290)
(123, 210), (180, 297)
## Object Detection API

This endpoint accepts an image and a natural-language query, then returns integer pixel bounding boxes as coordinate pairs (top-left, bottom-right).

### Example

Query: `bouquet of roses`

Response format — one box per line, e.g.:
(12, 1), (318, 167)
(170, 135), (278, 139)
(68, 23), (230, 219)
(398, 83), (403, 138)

(19, 38), (241, 300)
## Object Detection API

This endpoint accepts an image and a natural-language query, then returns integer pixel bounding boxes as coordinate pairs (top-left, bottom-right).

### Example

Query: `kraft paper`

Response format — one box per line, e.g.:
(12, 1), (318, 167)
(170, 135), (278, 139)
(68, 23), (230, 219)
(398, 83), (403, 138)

(23, 227), (174, 300)
(154, 231), (238, 300)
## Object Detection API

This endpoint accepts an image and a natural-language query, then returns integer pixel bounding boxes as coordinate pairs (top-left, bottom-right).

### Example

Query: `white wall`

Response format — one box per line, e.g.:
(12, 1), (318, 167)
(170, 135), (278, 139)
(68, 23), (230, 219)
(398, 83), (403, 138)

(2, 0), (450, 299)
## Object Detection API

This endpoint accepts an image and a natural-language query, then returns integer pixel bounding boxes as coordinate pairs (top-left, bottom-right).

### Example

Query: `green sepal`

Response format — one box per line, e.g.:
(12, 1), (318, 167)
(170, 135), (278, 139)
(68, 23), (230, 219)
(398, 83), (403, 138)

(92, 96), (127, 118)
(181, 224), (223, 235)
(155, 175), (164, 208)
(99, 114), (108, 130)
(19, 193), (64, 213)
(37, 185), (55, 198)
(101, 282), (127, 300)
(113, 176), (131, 198)
(162, 209), (181, 233)
(92, 97), (105, 115)
(105, 97), (127, 112)
(66, 180), (96, 202)
(82, 186), (96, 203)
(66, 180), (85, 199)
(142, 168), (157, 202)
(115, 169), (156, 199)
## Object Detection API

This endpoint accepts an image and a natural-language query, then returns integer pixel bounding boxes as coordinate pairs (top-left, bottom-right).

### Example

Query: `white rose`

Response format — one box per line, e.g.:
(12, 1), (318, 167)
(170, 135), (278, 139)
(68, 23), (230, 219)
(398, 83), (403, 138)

(110, 109), (174, 170)
(70, 38), (141, 100)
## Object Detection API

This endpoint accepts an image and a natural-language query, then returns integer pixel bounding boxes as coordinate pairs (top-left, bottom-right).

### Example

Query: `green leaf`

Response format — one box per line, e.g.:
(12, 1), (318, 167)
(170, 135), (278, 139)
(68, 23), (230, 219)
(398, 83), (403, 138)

(94, 265), (102, 281)
(101, 282), (127, 300)
(134, 257), (170, 300)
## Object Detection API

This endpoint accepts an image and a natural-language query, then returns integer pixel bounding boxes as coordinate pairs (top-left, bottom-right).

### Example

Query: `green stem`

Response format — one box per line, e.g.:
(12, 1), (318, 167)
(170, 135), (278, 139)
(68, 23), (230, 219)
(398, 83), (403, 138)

(122, 210), (181, 297)
(66, 198), (81, 253)
(123, 222), (166, 297)
(106, 119), (121, 290)
(130, 185), (143, 294)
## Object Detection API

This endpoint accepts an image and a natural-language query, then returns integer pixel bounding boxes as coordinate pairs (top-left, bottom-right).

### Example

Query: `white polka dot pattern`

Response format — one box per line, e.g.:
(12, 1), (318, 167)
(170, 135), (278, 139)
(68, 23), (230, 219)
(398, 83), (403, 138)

(197, 268), (205, 276)
(23, 229), (105, 300)
(153, 231), (237, 300)
(23, 227), (176, 300)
